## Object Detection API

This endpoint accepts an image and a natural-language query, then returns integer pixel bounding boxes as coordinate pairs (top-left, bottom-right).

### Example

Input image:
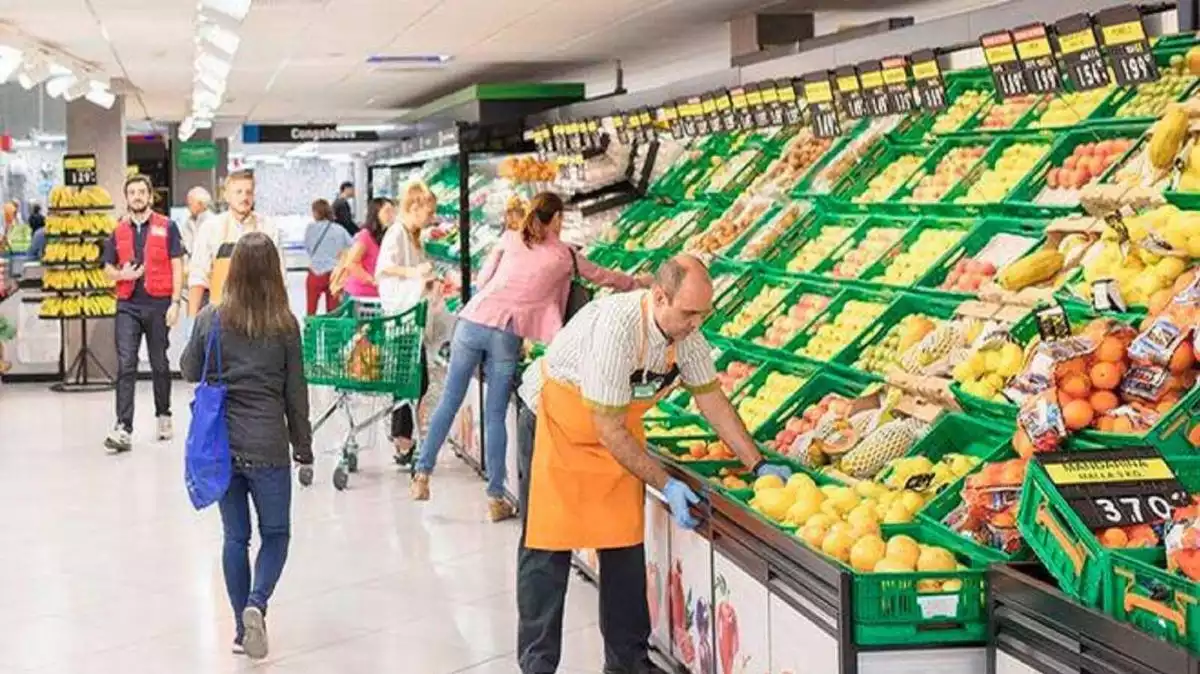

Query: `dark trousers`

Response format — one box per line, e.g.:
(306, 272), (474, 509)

(115, 302), (171, 431)
(218, 465), (292, 640)
(515, 403), (653, 674)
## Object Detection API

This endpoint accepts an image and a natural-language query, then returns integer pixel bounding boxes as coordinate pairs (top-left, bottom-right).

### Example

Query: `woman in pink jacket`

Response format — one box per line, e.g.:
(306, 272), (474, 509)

(411, 192), (644, 520)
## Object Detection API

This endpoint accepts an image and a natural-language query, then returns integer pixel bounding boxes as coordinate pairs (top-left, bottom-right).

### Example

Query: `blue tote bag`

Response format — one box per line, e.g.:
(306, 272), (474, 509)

(185, 313), (232, 509)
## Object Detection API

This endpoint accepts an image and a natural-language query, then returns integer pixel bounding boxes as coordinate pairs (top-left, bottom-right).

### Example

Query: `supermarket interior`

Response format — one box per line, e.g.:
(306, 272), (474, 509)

(6, 0), (1200, 673)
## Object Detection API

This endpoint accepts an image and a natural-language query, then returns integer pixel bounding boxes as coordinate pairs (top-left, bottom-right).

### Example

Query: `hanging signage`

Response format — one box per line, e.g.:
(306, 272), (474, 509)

(981, 30), (1030, 98)
(1013, 23), (1062, 93)
(746, 85), (770, 128)
(778, 79), (802, 125)
(759, 84), (782, 126)
(63, 154), (98, 188)
(881, 56), (914, 113)
(1055, 13), (1110, 91)
(175, 140), (219, 171)
(909, 49), (947, 110)
(241, 124), (380, 143)
(835, 65), (865, 119)
(1036, 447), (1190, 529)
(858, 60), (891, 116)
(1095, 5), (1158, 86)
(803, 71), (841, 139)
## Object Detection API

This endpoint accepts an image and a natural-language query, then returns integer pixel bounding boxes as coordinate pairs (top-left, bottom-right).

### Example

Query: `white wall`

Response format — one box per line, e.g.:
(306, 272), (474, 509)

(813, 0), (1009, 35)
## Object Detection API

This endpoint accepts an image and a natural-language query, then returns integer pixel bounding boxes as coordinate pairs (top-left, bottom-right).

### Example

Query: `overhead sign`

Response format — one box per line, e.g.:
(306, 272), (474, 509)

(175, 140), (219, 171)
(910, 49), (947, 110)
(981, 30), (1030, 98)
(241, 124), (381, 144)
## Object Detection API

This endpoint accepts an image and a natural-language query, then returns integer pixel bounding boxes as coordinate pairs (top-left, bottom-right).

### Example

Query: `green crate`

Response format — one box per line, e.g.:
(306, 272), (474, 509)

(831, 290), (967, 376)
(730, 357), (827, 436)
(917, 216), (1046, 295)
(807, 215), (919, 280)
(788, 285), (896, 363)
(762, 211), (867, 274)
(1005, 123), (1151, 218)
(785, 125), (866, 195)
(644, 414), (714, 441)
(703, 269), (799, 341)
(739, 276), (843, 353)
(830, 143), (931, 208)
(1153, 384), (1200, 456)
(685, 197), (780, 259)
(857, 217), (977, 290)
(950, 93), (1050, 135)
(888, 71), (995, 143)
(1022, 86), (1126, 130)
(753, 370), (873, 454)
(664, 342), (763, 415)
(620, 203), (714, 252)
(942, 133), (1054, 215)
(881, 136), (998, 216)
(725, 200), (816, 263)
(1107, 44), (1200, 123)
(918, 442), (1024, 564)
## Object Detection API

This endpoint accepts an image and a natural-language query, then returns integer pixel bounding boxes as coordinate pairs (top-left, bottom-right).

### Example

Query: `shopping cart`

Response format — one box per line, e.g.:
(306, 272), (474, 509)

(302, 298), (427, 490)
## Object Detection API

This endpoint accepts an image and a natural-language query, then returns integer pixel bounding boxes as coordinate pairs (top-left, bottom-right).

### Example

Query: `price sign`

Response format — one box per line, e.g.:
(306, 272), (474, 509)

(881, 56), (914, 113)
(658, 105), (680, 139)
(682, 97), (700, 137)
(981, 30), (1030, 98)
(858, 60), (891, 116)
(1055, 13), (1110, 91)
(759, 84), (782, 126)
(1014, 23), (1062, 93)
(803, 71), (841, 139)
(637, 109), (654, 143)
(730, 86), (752, 129)
(778, 79), (803, 125)
(612, 115), (630, 145)
(701, 94), (720, 132)
(1034, 302), (1072, 341)
(587, 118), (602, 149)
(1095, 5), (1158, 86)
(835, 65), (865, 119)
(714, 90), (735, 132)
(1036, 447), (1190, 529)
(910, 49), (947, 110)
(747, 85), (770, 128)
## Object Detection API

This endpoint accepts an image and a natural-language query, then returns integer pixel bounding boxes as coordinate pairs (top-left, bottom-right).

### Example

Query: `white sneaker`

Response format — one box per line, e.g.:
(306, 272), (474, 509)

(156, 416), (173, 441)
(241, 606), (269, 660)
(104, 425), (131, 453)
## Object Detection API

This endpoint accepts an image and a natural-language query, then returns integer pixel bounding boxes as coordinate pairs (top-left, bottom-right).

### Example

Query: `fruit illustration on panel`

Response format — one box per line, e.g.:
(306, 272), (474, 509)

(715, 575), (741, 674)
(695, 597), (714, 674)
(669, 561), (694, 666)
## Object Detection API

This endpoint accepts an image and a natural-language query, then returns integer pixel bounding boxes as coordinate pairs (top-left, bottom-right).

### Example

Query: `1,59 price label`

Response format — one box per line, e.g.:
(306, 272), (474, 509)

(1096, 5), (1158, 86)
(1013, 23), (1062, 93)
(63, 154), (99, 188)
(803, 72), (841, 138)
(881, 56), (914, 113)
(909, 49), (946, 110)
(1055, 13), (1110, 91)
(981, 30), (1029, 98)
(835, 66), (865, 119)
(857, 60), (891, 117)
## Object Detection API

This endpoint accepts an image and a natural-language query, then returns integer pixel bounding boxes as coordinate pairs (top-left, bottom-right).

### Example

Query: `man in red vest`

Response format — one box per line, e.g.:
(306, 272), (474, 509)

(101, 174), (184, 453)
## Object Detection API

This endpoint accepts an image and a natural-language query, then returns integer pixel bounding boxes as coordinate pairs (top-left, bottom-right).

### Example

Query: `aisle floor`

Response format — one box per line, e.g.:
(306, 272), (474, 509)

(0, 382), (607, 674)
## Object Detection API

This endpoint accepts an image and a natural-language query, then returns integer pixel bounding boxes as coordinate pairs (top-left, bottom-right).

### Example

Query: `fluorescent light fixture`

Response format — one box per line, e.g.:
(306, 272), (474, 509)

(17, 56), (53, 90)
(198, 21), (240, 55)
(85, 84), (116, 109)
(64, 79), (90, 101)
(193, 107), (216, 120)
(194, 74), (226, 98)
(366, 54), (452, 65)
(195, 51), (231, 79)
(0, 47), (22, 83)
(199, 0), (252, 22)
(44, 74), (77, 99)
(335, 123), (398, 133)
(193, 88), (221, 109)
(49, 63), (71, 78)
(193, 118), (213, 129)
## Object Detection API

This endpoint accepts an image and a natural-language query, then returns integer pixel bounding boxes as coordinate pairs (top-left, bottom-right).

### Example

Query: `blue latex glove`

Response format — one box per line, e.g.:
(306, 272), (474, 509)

(663, 478), (701, 529)
(755, 461), (792, 481)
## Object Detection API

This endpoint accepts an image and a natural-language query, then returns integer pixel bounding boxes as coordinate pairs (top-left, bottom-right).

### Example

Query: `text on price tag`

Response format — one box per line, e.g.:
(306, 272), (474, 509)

(1055, 13), (1110, 91)
(1037, 447), (1191, 529)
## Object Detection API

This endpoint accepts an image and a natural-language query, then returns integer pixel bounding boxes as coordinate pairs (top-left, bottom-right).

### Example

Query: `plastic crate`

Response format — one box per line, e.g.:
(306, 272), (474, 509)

(725, 200), (815, 263)
(303, 301), (426, 398)
(806, 214), (919, 281)
(831, 290), (967, 376)
(762, 211), (867, 274)
(788, 285), (896, 363)
(1106, 44), (1200, 123)
(916, 216), (1046, 296)
(888, 70), (995, 143)
(829, 143), (931, 209)
(739, 276), (844, 353)
(664, 343), (764, 415)
(1021, 86), (1125, 130)
(918, 442), (1024, 564)
(1153, 385), (1200, 456)
(942, 134), (1054, 216)
(880, 136), (998, 216)
(703, 270), (800, 341)
(644, 415), (714, 442)
(753, 370), (873, 453)
(730, 357), (826, 436)
(856, 217), (976, 290)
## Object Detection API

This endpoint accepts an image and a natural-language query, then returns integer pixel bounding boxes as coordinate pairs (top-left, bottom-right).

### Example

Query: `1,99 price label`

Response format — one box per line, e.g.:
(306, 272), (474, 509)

(729, 87), (751, 130)
(778, 80), (802, 125)
(1055, 14), (1110, 91)
(1013, 23), (1062, 93)
(881, 56), (914, 113)
(804, 72), (841, 138)
(981, 30), (1029, 98)
(1096, 5), (1158, 86)
(857, 60), (890, 116)
(910, 49), (946, 110)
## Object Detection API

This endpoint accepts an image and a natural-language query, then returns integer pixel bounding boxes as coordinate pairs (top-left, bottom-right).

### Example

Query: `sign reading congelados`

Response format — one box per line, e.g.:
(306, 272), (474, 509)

(241, 124), (381, 143)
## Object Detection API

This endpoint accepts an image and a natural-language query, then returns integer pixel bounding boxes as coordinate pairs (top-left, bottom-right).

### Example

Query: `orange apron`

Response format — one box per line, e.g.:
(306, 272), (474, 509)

(525, 298), (679, 551)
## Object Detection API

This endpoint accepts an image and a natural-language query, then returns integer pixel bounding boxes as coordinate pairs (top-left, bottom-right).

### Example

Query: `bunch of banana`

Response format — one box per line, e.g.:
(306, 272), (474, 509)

(47, 186), (114, 210)
(38, 295), (116, 318)
(42, 269), (114, 290)
(45, 213), (116, 236)
(42, 242), (102, 264)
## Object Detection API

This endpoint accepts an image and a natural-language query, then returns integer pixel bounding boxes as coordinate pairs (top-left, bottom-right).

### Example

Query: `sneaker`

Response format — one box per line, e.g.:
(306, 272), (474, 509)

(241, 606), (269, 660)
(156, 416), (173, 441)
(410, 473), (430, 501)
(104, 425), (132, 453)
(392, 437), (414, 466)
(231, 640), (245, 656)
(488, 497), (516, 523)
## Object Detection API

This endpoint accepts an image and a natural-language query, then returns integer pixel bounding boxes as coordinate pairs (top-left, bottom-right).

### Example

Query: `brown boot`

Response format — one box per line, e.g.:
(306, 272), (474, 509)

(488, 497), (516, 522)
(410, 473), (430, 501)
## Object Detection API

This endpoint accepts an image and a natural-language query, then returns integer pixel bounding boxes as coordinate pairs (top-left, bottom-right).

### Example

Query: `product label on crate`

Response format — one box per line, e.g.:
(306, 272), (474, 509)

(835, 65), (866, 119)
(1095, 5), (1159, 86)
(981, 30), (1030, 98)
(858, 60), (891, 116)
(1037, 447), (1190, 529)
(778, 79), (803, 125)
(910, 49), (947, 110)
(804, 71), (841, 138)
(1034, 302), (1072, 341)
(882, 56), (914, 113)
(63, 154), (98, 188)
(1091, 279), (1129, 313)
(1055, 13), (1111, 91)
(917, 594), (961, 619)
(1013, 23), (1062, 93)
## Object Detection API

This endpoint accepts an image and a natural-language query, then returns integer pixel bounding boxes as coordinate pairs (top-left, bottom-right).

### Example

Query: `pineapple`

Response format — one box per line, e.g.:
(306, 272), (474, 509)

(837, 417), (929, 479)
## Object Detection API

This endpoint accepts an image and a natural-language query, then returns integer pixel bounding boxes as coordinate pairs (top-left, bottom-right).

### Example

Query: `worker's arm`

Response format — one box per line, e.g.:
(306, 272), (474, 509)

(593, 410), (670, 490)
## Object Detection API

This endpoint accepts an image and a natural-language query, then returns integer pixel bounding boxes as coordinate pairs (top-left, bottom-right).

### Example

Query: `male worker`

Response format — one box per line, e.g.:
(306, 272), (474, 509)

(331, 181), (357, 236)
(188, 170), (285, 315)
(102, 174), (185, 452)
(516, 255), (790, 674)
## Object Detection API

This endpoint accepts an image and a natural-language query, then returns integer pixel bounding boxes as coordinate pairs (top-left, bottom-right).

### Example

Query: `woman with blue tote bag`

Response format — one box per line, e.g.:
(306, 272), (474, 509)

(182, 232), (313, 661)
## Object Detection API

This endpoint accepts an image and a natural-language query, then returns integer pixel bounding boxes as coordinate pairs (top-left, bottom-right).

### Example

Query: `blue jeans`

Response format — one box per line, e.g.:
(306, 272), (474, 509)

(218, 465), (292, 640)
(417, 318), (522, 497)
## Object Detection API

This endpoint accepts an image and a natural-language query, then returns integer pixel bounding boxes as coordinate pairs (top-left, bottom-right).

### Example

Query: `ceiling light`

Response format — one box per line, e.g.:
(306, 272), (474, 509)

(194, 73), (226, 98)
(44, 74), (77, 99)
(0, 47), (22, 83)
(85, 84), (116, 109)
(195, 51), (231, 79)
(17, 56), (53, 90)
(199, 0), (252, 22)
(366, 54), (452, 65)
(64, 79), (91, 101)
(193, 88), (221, 109)
(193, 118), (213, 129)
(193, 107), (216, 120)
(198, 21), (240, 55)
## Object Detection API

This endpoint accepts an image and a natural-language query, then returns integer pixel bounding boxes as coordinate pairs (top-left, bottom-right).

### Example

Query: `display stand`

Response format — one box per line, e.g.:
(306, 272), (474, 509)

(51, 315), (113, 393)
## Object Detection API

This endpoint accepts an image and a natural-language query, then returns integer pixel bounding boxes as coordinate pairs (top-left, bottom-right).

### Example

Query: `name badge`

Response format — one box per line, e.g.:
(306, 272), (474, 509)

(150, 225), (168, 238)
(630, 366), (680, 400)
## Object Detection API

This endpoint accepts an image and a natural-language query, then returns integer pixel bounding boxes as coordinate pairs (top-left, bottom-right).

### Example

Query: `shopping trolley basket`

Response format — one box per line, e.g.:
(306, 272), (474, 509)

(302, 298), (427, 490)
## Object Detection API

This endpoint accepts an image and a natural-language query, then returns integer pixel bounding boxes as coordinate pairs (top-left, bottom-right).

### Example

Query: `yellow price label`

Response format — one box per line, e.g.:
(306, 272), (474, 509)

(1044, 458), (1174, 485)
(777, 85), (796, 102)
(64, 156), (97, 170)
(804, 80), (832, 104)
(1058, 29), (1098, 54)
(1102, 21), (1145, 46)
(714, 95), (730, 111)
(836, 75), (859, 93)
(984, 43), (1019, 65)
(911, 60), (939, 81)
(882, 67), (906, 85)
(761, 87), (779, 104)
(859, 71), (884, 89)
(746, 90), (764, 106)
(701, 99), (716, 114)
(731, 92), (748, 108)
(611, 117), (624, 128)
(1016, 36), (1052, 60)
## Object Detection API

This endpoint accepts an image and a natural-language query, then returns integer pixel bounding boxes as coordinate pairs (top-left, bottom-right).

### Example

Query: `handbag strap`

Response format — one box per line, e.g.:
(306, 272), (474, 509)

(312, 221), (333, 253)
(200, 311), (223, 383)
(569, 246), (580, 279)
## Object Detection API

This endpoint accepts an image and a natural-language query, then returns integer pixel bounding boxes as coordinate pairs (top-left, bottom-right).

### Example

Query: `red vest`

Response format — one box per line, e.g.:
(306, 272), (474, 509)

(114, 212), (174, 300)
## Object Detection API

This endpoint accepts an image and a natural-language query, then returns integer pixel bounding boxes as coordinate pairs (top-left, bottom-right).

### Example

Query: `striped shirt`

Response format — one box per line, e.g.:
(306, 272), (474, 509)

(518, 290), (718, 415)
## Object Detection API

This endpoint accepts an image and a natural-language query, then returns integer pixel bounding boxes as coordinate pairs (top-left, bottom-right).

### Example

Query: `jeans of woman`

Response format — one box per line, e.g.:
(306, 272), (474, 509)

(218, 465), (292, 641)
(416, 318), (522, 497)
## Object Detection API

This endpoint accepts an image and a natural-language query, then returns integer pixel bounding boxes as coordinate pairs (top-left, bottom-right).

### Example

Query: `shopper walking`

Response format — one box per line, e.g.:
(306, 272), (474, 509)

(181, 231), (312, 661)
(411, 192), (644, 521)
(515, 256), (789, 674)
(27, 203), (44, 233)
(339, 197), (391, 301)
(332, 181), (357, 236)
(303, 198), (352, 316)
(101, 174), (185, 453)
(188, 170), (285, 316)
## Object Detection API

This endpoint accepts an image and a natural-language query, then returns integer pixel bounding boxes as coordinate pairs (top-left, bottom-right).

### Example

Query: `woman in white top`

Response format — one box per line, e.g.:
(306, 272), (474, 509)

(375, 182), (437, 464)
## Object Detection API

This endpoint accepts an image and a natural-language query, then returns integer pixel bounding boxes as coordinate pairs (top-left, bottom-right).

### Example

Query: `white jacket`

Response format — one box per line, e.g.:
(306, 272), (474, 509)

(187, 211), (285, 289)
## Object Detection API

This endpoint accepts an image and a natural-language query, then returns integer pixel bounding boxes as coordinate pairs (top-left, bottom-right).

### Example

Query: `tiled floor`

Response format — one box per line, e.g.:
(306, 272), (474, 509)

(0, 381), (606, 673)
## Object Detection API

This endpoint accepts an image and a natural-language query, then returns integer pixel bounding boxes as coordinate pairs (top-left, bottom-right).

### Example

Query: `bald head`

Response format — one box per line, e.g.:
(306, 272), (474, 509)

(656, 254), (713, 299)
(651, 254), (714, 341)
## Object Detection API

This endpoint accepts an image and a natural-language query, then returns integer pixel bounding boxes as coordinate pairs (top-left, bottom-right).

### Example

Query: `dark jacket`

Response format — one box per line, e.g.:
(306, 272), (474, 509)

(181, 305), (313, 466)
(332, 197), (357, 236)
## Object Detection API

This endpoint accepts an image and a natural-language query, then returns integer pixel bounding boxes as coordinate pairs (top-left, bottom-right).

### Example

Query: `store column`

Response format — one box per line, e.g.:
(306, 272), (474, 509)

(169, 126), (228, 209)
(64, 95), (125, 385)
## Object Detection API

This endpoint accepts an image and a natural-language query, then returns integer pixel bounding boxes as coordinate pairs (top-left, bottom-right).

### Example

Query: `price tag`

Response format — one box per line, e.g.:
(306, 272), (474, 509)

(746, 85), (770, 128)
(1034, 302), (1072, 341)
(1014, 23), (1062, 93)
(835, 65), (865, 119)
(637, 109), (654, 143)
(701, 94), (721, 132)
(858, 60), (891, 116)
(730, 86), (752, 129)
(981, 30), (1030, 98)
(1037, 447), (1190, 529)
(613, 115), (629, 145)
(778, 79), (803, 125)
(1055, 13), (1110, 91)
(587, 118), (602, 149)
(682, 97), (701, 137)
(714, 90), (735, 132)
(804, 71), (841, 138)
(909, 49), (947, 110)
(1095, 5), (1158, 86)
(1092, 279), (1129, 313)
(758, 84), (782, 126)
(881, 56), (914, 113)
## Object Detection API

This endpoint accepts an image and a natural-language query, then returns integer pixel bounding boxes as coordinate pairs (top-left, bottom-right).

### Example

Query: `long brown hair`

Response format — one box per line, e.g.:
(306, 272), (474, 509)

(517, 192), (564, 247)
(399, 181), (435, 252)
(218, 232), (297, 340)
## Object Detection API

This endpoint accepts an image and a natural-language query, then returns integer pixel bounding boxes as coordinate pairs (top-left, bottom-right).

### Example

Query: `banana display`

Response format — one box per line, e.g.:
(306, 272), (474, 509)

(38, 295), (117, 319)
(42, 242), (102, 264)
(44, 213), (116, 237)
(47, 185), (114, 210)
(42, 269), (114, 291)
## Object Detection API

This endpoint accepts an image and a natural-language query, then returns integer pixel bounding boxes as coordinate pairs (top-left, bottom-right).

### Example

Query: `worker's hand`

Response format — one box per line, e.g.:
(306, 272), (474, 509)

(165, 302), (180, 328)
(663, 478), (701, 529)
(635, 273), (654, 288)
(119, 263), (144, 281)
(755, 461), (792, 482)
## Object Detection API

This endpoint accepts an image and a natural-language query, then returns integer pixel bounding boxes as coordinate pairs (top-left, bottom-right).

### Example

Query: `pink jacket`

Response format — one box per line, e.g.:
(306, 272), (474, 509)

(343, 230), (381, 298)
(461, 230), (640, 342)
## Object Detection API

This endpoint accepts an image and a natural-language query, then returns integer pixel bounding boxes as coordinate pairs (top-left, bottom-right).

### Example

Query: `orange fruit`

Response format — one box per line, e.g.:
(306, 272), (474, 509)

(1148, 289), (1174, 317)
(1060, 372), (1092, 398)
(1096, 336), (1128, 363)
(1063, 399), (1095, 430)
(1090, 390), (1119, 414)
(1111, 416), (1135, 434)
(1013, 429), (1035, 459)
(1189, 423), (1200, 447)
(1157, 394), (1181, 414)
(1170, 342), (1196, 375)
(1058, 357), (1088, 377)
(1057, 389), (1076, 407)
(1100, 527), (1128, 548)
(688, 442), (708, 458)
(1096, 415), (1116, 432)
(1091, 362), (1122, 391)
